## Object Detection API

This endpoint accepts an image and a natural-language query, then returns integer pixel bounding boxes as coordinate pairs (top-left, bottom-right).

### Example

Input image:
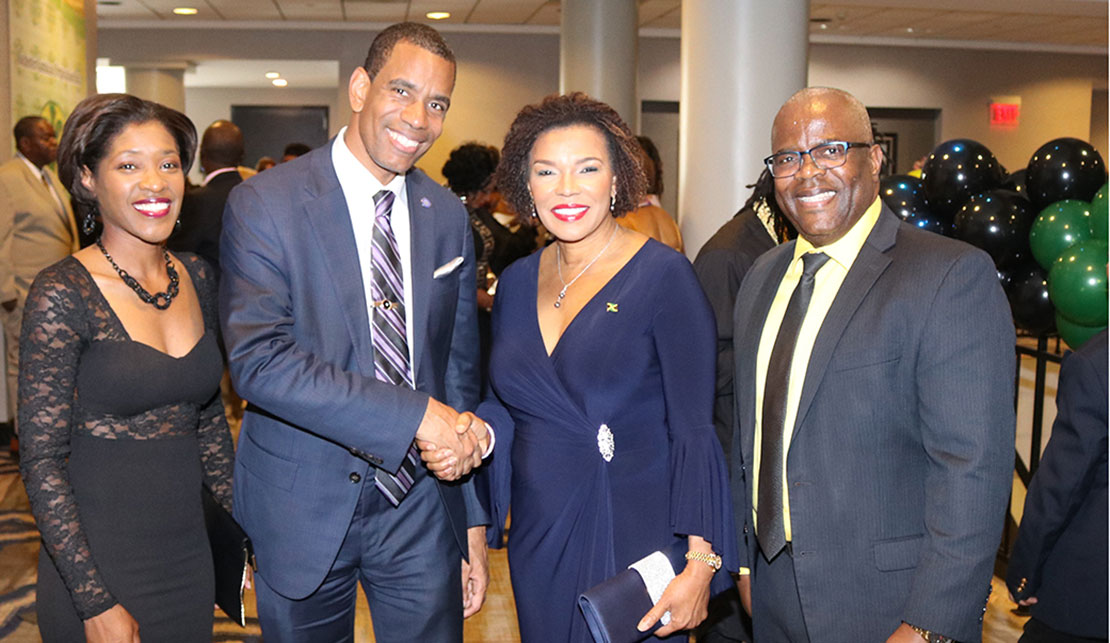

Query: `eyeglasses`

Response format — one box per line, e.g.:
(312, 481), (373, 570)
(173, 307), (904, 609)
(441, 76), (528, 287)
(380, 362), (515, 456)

(764, 141), (874, 178)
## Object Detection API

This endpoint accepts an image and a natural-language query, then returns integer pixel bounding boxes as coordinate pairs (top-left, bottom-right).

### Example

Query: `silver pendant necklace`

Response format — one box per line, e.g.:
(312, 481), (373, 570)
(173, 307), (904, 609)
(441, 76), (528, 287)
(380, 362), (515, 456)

(554, 225), (619, 308)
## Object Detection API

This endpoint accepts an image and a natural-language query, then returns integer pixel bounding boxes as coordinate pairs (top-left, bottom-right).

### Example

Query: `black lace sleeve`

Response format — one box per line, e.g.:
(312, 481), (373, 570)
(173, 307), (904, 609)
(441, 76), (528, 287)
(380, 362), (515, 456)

(185, 254), (235, 512)
(17, 262), (118, 620)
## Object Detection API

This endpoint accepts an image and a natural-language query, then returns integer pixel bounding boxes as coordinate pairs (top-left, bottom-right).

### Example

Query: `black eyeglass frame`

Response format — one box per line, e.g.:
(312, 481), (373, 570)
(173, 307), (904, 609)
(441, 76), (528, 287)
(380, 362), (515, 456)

(763, 141), (875, 178)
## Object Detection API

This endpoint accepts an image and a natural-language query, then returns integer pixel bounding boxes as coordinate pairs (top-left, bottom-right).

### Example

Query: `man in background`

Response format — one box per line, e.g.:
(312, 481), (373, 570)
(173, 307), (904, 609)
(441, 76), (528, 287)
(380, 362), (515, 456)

(0, 116), (79, 455)
(170, 119), (244, 277)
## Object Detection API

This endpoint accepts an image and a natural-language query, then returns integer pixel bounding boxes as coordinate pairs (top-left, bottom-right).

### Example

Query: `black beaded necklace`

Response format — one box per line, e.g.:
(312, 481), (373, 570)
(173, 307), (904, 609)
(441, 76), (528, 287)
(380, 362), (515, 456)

(96, 237), (180, 310)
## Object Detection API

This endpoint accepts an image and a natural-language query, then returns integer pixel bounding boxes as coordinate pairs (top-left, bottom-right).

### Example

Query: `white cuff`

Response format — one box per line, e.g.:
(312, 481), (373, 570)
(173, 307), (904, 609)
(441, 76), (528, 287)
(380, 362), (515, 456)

(481, 422), (496, 459)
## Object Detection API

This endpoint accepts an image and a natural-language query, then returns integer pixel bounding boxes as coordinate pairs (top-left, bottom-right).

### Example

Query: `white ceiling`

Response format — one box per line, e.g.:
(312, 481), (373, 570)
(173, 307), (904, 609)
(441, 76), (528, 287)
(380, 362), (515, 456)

(96, 0), (1109, 49)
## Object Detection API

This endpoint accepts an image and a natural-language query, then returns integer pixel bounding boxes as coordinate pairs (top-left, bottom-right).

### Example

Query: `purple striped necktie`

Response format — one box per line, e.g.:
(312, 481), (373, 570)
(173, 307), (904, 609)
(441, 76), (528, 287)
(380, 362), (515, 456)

(370, 189), (420, 506)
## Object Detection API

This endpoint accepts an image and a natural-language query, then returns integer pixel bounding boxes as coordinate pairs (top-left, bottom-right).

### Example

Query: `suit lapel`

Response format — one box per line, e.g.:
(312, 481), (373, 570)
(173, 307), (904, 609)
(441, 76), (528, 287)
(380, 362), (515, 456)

(406, 172), (435, 382)
(302, 147), (376, 376)
(45, 166), (80, 250)
(791, 208), (899, 438)
(739, 246), (794, 471)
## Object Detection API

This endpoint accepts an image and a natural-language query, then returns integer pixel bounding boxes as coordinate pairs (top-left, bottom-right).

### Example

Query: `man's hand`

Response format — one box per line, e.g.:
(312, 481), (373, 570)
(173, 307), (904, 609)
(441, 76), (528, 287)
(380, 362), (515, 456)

(461, 526), (489, 618)
(415, 399), (486, 480)
(84, 604), (141, 643)
(736, 573), (751, 615)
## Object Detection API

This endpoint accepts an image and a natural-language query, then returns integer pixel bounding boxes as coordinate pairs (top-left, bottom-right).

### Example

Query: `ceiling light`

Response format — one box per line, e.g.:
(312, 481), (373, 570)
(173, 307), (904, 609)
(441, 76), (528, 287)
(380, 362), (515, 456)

(265, 71), (280, 79)
(272, 78), (288, 87)
(426, 11), (450, 20)
(173, 7), (198, 14)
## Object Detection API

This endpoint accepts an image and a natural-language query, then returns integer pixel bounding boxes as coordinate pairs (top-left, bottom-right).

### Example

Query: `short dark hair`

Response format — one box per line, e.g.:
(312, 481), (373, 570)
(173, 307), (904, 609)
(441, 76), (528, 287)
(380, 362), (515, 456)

(282, 142), (311, 158)
(442, 142), (499, 198)
(13, 116), (47, 144)
(495, 92), (645, 221)
(363, 22), (456, 81)
(636, 135), (664, 196)
(57, 93), (197, 220)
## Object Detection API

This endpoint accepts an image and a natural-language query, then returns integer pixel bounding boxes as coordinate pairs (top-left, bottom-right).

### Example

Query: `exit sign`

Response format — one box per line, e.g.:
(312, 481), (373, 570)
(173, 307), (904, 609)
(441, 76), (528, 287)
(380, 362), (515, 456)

(990, 96), (1021, 128)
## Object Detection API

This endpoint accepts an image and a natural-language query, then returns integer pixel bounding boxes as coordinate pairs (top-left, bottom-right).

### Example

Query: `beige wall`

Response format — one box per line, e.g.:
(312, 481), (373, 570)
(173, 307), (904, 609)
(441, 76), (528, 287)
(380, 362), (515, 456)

(810, 44), (1107, 172)
(98, 27), (1107, 187)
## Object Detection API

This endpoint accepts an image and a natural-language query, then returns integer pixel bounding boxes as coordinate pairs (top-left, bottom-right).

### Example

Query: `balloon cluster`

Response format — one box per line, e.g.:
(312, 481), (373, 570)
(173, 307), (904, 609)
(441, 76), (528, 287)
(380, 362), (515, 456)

(879, 137), (1108, 348)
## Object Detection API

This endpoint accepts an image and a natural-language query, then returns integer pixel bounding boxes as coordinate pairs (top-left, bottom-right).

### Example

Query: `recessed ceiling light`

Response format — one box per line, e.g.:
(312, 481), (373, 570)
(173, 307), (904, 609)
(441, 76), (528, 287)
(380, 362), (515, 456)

(272, 78), (288, 87)
(426, 11), (450, 20)
(173, 6), (197, 14)
(265, 71), (280, 79)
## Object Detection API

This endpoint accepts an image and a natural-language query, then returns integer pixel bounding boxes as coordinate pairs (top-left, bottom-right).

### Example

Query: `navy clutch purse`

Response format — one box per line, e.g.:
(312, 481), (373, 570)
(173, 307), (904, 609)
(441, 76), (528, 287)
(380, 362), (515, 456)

(577, 542), (690, 643)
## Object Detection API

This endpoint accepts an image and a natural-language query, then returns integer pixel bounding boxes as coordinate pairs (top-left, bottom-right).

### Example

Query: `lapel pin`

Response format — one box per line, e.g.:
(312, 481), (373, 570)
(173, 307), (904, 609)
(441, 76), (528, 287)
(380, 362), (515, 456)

(606, 302), (618, 313)
(420, 197), (432, 209)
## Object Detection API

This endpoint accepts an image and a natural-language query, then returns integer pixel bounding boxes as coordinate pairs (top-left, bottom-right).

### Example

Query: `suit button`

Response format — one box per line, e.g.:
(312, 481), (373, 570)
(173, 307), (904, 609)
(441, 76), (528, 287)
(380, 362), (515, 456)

(349, 472), (361, 483)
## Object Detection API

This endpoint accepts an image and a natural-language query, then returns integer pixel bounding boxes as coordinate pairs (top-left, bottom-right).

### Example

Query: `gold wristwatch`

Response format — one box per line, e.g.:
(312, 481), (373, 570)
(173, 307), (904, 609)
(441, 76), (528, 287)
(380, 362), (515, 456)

(684, 551), (722, 572)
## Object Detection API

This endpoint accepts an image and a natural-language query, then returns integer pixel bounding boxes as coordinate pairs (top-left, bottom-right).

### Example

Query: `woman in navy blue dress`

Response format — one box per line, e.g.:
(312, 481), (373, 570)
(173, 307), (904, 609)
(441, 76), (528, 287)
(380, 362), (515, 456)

(477, 93), (738, 641)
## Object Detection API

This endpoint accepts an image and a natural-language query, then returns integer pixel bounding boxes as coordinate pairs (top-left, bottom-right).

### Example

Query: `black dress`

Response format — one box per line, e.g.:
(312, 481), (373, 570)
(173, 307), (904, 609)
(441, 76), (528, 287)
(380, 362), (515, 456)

(18, 253), (233, 641)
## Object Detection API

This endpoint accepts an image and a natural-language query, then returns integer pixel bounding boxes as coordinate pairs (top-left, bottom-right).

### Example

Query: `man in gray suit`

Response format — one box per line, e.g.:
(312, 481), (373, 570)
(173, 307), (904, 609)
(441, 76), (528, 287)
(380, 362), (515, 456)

(731, 88), (1014, 642)
(0, 116), (79, 447)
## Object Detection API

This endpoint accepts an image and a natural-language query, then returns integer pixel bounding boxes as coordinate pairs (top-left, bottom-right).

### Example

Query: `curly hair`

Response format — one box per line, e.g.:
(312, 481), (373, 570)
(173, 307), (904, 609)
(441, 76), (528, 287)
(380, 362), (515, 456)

(58, 93), (196, 221)
(495, 92), (645, 221)
(442, 142), (499, 198)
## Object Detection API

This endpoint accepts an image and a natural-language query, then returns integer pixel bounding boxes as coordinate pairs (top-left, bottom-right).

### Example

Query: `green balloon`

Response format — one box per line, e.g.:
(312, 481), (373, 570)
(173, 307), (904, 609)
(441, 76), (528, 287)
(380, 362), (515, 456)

(1092, 183), (1109, 241)
(1048, 239), (1108, 325)
(1055, 312), (1106, 350)
(1030, 200), (1093, 269)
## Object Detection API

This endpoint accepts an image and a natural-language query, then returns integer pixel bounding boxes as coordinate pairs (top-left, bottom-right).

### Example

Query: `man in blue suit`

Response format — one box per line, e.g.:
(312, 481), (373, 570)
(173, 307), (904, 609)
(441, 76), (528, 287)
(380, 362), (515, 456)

(730, 87), (1015, 642)
(220, 22), (490, 641)
(1007, 330), (1107, 642)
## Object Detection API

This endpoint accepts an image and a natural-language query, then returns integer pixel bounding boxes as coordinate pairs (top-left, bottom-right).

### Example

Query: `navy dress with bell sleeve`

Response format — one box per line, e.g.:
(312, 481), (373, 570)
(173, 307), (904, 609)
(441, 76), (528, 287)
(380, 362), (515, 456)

(478, 239), (738, 642)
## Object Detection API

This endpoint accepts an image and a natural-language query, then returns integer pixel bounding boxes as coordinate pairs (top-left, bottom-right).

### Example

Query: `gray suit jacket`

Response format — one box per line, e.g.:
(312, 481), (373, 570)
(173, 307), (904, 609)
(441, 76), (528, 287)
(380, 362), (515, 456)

(220, 142), (484, 599)
(0, 158), (78, 304)
(731, 206), (1015, 642)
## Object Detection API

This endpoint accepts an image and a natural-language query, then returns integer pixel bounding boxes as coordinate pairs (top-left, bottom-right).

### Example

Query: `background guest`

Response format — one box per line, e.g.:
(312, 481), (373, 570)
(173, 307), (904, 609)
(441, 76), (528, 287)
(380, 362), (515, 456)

(1007, 329), (1107, 643)
(0, 116), (79, 457)
(617, 135), (683, 252)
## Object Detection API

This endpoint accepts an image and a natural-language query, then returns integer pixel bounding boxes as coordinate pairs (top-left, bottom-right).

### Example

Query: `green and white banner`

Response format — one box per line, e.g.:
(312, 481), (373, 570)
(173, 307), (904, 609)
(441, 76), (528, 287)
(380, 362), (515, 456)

(8, 0), (87, 139)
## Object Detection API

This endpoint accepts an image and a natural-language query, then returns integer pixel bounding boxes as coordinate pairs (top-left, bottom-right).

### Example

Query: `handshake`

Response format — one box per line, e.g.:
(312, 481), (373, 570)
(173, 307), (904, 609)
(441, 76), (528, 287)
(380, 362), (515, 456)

(414, 397), (491, 481)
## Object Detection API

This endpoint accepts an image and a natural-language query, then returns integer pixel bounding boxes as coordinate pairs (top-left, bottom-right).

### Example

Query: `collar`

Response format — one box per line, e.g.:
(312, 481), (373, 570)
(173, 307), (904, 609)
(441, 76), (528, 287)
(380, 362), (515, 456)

(332, 126), (406, 199)
(17, 153), (44, 178)
(793, 196), (882, 271)
(201, 166), (239, 186)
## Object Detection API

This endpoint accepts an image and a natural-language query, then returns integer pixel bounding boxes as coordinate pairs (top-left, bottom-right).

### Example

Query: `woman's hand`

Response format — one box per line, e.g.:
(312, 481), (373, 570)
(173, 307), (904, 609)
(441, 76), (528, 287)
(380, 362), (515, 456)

(84, 604), (140, 643)
(636, 559), (713, 637)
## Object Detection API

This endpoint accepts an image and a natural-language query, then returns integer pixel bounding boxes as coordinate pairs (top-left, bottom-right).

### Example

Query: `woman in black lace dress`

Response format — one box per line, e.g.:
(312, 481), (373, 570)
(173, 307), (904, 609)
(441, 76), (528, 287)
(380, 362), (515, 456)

(18, 94), (234, 642)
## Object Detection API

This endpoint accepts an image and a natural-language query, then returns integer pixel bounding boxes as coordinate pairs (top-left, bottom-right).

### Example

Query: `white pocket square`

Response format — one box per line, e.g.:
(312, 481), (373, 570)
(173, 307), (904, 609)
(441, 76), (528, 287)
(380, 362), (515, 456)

(433, 256), (465, 279)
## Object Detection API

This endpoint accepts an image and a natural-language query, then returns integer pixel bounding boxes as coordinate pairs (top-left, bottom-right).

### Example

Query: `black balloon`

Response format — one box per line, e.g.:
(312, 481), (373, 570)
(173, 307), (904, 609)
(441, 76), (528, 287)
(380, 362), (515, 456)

(880, 174), (950, 236)
(1025, 138), (1108, 209)
(953, 189), (1035, 269)
(921, 139), (1005, 221)
(1002, 169), (1027, 197)
(1005, 262), (1055, 335)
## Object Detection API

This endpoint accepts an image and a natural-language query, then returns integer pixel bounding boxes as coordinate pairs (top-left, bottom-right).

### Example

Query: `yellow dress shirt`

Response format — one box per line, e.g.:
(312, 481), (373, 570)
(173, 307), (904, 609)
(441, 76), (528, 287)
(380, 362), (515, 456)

(752, 197), (882, 542)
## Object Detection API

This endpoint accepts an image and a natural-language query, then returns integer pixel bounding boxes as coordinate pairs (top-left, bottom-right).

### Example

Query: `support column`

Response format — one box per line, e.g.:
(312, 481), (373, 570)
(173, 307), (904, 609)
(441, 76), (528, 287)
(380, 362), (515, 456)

(123, 62), (188, 112)
(679, 0), (809, 257)
(560, 0), (638, 130)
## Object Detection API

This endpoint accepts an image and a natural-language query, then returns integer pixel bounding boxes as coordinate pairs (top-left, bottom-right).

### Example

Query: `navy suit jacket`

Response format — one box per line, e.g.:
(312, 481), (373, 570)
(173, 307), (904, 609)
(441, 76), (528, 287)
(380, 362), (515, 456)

(170, 169), (241, 278)
(220, 142), (485, 599)
(731, 206), (1015, 642)
(1007, 330), (1107, 638)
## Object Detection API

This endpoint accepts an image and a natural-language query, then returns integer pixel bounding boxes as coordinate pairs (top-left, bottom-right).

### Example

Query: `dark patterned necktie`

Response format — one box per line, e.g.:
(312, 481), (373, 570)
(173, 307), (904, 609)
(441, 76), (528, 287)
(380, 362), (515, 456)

(370, 190), (420, 506)
(757, 251), (830, 558)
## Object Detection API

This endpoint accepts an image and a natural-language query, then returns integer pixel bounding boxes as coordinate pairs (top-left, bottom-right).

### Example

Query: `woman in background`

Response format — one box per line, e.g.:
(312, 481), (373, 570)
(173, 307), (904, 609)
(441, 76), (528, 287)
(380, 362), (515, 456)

(617, 135), (683, 252)
(19, 93), (233, 642)
(477, 93), (737, 641)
